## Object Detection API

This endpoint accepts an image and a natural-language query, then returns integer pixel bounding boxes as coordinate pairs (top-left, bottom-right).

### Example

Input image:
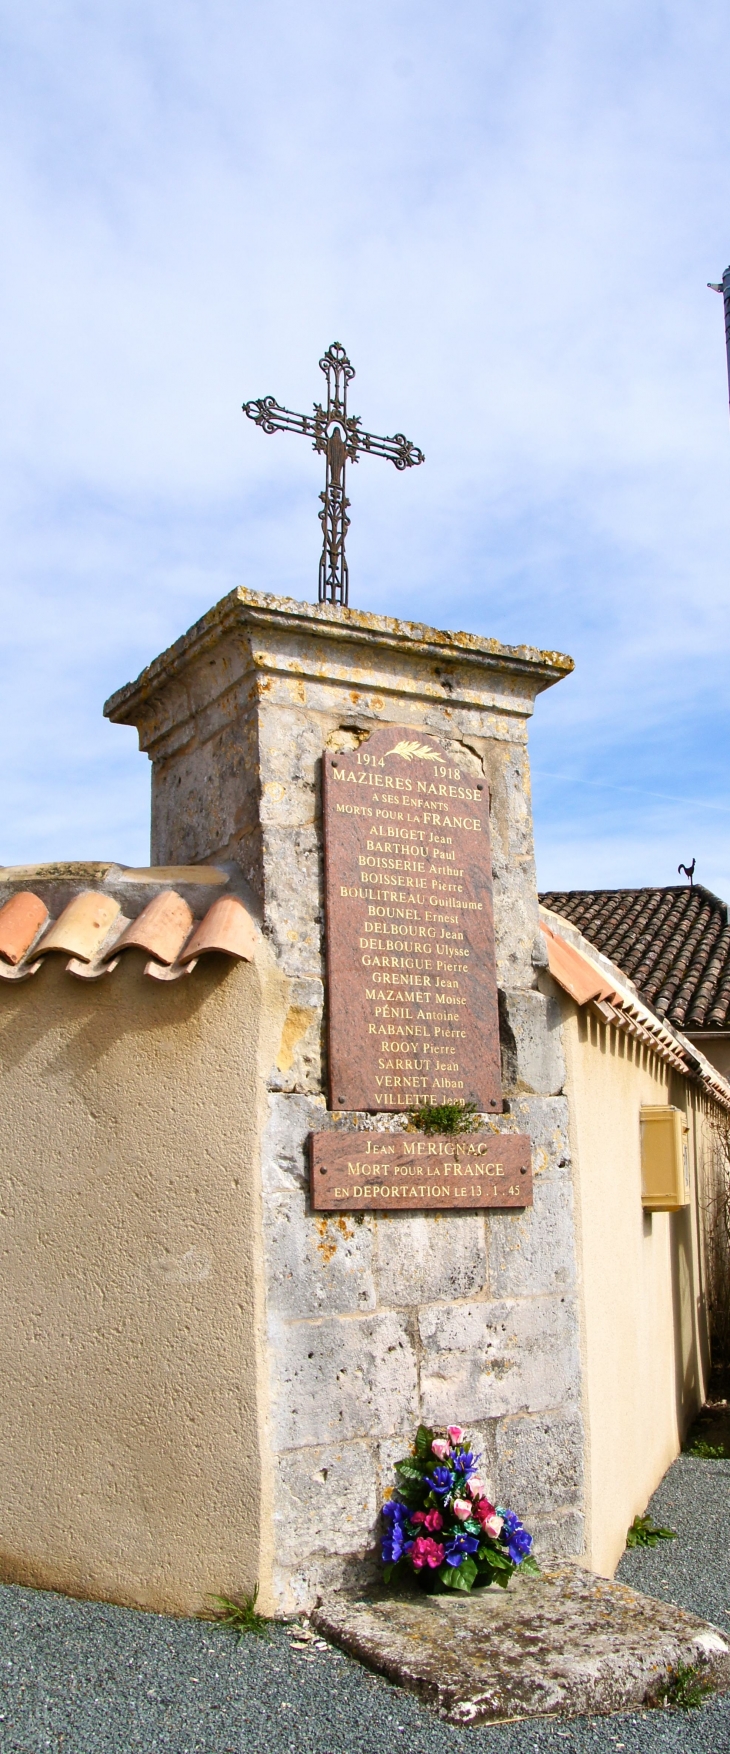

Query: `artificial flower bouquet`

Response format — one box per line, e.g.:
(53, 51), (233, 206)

(382, 1423), (537, 1594)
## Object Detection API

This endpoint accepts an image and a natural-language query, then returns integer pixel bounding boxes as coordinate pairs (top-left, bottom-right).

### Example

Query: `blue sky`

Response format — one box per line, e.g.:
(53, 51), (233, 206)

(1, 1), (729, 895)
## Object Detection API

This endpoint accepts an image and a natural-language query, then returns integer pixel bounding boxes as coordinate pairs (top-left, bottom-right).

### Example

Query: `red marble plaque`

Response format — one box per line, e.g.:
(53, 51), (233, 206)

(310, 1131), (532, 1211)
(322, 724), (502, 1112)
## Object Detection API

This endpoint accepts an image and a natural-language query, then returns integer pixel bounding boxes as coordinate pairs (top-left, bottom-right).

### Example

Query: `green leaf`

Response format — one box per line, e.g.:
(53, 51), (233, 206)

(518, 1555), (541, 1576)
(438, 1557), (479, 1592)
(463, 1519), (482, 1537)
(414, 1425), (435, 1460)
(494, 1567), (511, 1588)
(207, 1585), (269, 1639)
(391, 1480), (424, 1507)
(394, 1461), (424, 1482)
(626, 1514), (676, 1549)
(480, 1546), (511, 1568)
(382, 1562), (395, 1584)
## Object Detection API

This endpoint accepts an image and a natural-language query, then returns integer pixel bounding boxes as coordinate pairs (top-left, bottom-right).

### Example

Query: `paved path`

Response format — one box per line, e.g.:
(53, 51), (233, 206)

(2, 1456), (729, 1752)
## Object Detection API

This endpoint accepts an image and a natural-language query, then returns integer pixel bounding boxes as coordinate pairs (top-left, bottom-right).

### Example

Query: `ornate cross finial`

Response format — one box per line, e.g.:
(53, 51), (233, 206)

(243, 343), (424, 606)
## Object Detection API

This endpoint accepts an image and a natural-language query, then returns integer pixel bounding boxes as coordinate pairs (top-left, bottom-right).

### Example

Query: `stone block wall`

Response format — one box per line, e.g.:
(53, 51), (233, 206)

(106, 587), (584, 1611)
(262, 1094), (582, 1609)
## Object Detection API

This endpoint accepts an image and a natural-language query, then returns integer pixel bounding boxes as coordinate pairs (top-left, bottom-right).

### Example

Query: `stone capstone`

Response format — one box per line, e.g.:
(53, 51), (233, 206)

(311, 1562), (730, 1723)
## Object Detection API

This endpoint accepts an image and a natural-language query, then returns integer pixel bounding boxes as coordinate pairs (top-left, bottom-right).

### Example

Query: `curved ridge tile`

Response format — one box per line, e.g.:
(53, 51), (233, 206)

(110, 891), (193, 966)
(34, 892), (121, 963)
(0, 892), (48, 965)
(179, 896), (257, 964)
(144, 958), (198, 982)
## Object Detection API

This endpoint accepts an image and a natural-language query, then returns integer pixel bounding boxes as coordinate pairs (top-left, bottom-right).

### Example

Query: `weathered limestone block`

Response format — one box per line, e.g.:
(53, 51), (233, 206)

(418, 1292), (580, 1423)
(494, 1407), (584, 1515)
(269, 1310), (419, 1450)
(265, 1202), (377, 1320)
(530, 1508), (586, 1557)
(274, 1441), (378, 1564)
(263, 1097), (377, 1317)
(508, 1092), (571, 1170)
(473, 736), (542, 991)
(499, 988), (566, 1095)
(374, 1211), (488, 1307)
(488, 1180), (577, 1297)
(312, 1564), (730, 1723)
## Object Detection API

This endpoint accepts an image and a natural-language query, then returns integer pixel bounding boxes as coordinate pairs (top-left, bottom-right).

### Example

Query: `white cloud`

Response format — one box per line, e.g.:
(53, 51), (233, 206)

(1, 0), (729, 893)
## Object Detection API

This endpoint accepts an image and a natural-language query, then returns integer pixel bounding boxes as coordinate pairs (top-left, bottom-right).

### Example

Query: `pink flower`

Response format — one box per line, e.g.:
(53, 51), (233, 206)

(410, 1535), (445, 1570)
(446, 1425), (465, 1444)
(431, 1438), (450, 1460)
(412, 1509), (443, 1533)
(466, 1476), (487, 1499)
(474, 1497), (503, 1539)
(452, 1498), (471, 1521)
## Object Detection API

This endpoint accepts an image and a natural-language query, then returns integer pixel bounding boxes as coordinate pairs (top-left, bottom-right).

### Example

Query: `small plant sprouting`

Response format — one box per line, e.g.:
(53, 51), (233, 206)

(652, 1662), (714, 1710)
(625, 1514), (677, 1549)
(408, 1101), (481, 1136)
(684, 1437), (728, 1459)
(207, 1584), (269, 1639)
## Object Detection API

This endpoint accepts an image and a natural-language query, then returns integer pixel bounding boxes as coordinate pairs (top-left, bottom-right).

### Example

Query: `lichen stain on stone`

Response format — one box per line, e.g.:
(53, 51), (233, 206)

(276, 1005), (315, 1073)
(315, 1214), (353, 1264)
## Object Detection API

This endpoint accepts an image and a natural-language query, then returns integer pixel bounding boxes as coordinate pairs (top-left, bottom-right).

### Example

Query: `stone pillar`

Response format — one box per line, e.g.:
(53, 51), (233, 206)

(106, 588), (583, 1611)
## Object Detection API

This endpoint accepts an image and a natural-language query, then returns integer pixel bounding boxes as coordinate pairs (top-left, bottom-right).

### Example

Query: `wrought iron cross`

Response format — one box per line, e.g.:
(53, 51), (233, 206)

(243, 342), (424, 606)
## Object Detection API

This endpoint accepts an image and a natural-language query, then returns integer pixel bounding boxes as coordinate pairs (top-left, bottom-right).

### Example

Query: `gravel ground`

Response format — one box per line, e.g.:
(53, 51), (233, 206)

(2, 1456), (730, 1753)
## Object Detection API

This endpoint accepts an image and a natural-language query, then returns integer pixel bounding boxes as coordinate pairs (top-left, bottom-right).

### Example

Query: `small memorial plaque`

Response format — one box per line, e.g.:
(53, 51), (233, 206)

(310, 1131), (532, 1211)
(323, 724), (502, 1111)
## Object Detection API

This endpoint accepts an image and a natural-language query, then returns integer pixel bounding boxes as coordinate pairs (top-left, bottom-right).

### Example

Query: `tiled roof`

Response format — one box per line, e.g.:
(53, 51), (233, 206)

(539, 911), (730, 1112)
(0, 864), (257, 985)
(538, 886), (730, 1032)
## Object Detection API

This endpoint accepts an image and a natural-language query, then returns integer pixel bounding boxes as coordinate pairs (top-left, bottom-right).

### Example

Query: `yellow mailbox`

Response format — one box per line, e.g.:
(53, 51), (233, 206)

(640, 1106), (690, 1211)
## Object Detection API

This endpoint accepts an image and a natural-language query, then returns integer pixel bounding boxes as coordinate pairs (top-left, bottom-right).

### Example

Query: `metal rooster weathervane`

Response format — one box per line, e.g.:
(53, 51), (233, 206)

(243, 343), (424, 607)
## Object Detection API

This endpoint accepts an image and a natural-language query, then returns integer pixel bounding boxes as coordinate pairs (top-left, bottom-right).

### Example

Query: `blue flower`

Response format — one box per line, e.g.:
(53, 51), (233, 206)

(452, 1450), (481, 1476)
(423, 1466), (455, 1498)
(444, 1533), (480, 1568)
(381, 1500), (413, 1564)
(498, 1508), (533, 1564)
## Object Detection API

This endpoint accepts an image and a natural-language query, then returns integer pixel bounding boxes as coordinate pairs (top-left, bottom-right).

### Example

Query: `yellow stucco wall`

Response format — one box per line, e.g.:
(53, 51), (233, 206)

(560, 1001), (711, 1576)
(0, 945), (287, 1615)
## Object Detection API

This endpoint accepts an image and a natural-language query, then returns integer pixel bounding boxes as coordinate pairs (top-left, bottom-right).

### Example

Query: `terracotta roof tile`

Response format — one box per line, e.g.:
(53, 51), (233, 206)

(34, 893), (121, 963)
(0, 866), (259, 992)
(111, 891), (194, 965)
(178, 896), (257, 964)
(540, 909), (730, 1109)
(539, 922), (614, 1007)
(539, 885), (730, 1032)
(0, 892), (48, 965)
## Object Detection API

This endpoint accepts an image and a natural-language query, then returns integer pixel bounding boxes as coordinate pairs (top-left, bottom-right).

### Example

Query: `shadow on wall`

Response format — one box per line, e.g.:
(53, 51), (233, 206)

(0, 950), (238, 1083)
(669, 1204), (700, 1441)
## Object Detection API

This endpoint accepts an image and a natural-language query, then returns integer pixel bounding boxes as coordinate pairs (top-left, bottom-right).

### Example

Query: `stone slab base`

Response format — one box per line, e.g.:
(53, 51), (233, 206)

(311, 1561), (730, 1724)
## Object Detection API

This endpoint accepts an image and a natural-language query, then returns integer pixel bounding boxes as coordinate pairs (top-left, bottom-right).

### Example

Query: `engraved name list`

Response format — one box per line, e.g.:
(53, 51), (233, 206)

(322, 724), (502, 1111)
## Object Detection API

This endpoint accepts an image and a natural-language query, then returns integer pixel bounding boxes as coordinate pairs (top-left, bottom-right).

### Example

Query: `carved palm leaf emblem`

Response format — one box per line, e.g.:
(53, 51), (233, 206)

(385, 741), (441, 763)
